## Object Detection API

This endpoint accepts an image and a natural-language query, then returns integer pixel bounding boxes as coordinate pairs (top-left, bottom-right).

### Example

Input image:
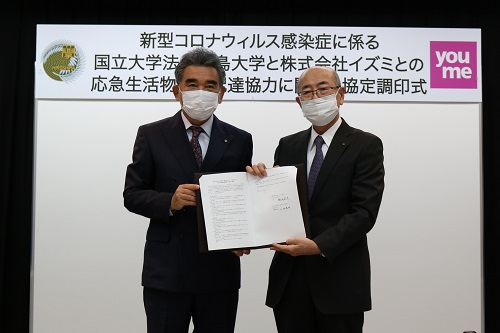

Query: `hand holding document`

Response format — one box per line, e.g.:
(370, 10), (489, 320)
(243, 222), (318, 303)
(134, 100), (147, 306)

(195, 165), (309, 252)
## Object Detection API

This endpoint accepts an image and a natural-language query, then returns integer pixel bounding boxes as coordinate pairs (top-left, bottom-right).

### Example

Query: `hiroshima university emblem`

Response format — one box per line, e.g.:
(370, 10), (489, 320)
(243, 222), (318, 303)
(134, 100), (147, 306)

(41, 40), (85, 82)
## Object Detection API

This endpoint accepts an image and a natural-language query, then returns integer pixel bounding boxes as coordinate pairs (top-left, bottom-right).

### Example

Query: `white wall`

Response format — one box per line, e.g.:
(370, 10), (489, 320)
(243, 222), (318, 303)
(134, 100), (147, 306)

(32, 99), (482, 333)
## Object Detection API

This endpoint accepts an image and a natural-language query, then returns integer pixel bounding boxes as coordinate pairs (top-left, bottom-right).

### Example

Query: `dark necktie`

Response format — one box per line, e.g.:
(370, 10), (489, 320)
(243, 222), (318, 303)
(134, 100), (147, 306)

(189, 126), (203, 167)
(308, 135), (324, 200)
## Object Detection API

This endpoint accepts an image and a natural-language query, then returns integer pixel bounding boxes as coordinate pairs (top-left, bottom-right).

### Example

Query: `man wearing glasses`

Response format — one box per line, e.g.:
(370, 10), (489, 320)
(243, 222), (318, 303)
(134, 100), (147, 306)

(247, 66), (385, 333)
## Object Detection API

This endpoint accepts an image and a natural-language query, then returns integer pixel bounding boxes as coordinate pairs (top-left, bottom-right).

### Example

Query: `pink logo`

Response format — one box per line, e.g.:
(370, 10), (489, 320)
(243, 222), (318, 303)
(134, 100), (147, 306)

(430, 41), (477, 89)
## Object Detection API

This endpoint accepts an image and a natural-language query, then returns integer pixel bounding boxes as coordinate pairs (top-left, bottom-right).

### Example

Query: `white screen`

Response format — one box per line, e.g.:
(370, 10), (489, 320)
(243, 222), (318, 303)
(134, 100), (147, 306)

(32, 99), (482, 333)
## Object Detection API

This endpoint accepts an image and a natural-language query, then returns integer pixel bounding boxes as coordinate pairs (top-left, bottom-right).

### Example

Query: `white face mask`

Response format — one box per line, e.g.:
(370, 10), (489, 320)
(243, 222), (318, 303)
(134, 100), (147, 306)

(181, 89), (219, 121)
(300, 93), (339, 126)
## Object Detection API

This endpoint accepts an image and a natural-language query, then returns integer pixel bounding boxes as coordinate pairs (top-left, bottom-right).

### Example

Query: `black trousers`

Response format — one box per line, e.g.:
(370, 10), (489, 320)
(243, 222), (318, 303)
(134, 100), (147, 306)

(273, 258), (364, 333)
(143, 287), (238, 333)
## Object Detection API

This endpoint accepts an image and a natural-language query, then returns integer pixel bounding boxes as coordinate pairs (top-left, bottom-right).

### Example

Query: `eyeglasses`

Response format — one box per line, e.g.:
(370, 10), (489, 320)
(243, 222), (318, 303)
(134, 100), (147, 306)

(298, 86), (340, 100)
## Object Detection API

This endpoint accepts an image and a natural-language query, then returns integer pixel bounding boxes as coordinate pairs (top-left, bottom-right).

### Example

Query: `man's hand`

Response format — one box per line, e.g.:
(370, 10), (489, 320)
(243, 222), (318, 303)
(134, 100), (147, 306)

(232, 249), (251, 256)
(170, 184), (200, 211)
(270, 238), (322, 257)
(246, 163), (268, 178)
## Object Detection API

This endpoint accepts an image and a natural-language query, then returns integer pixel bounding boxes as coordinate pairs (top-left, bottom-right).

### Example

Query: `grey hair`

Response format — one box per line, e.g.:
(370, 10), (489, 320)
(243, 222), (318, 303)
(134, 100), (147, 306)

(174, 47), (226, 85)
(297, 66), (342, 88)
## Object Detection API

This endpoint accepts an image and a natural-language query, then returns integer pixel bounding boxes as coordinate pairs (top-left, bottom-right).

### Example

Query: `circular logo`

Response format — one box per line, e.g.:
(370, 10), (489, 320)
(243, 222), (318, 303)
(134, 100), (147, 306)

(41, 40), (85, 82)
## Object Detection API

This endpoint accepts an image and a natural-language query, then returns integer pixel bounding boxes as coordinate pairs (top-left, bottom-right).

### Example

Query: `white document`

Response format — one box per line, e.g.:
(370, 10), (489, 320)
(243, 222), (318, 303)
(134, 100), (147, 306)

(198, 166), (307, 251)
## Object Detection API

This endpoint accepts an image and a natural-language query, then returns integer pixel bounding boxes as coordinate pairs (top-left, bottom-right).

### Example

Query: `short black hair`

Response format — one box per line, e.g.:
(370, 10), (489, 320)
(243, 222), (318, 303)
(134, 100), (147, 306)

(174, 47), (226, 86)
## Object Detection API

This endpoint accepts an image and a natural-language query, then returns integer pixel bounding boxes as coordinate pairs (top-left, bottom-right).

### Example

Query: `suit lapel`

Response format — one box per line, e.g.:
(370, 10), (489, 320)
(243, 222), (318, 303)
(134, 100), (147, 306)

(295, 130), (310, 167)
(161, 111), (200, 179)
(201, 116), (232, 171)
(310, 119), (352, 203)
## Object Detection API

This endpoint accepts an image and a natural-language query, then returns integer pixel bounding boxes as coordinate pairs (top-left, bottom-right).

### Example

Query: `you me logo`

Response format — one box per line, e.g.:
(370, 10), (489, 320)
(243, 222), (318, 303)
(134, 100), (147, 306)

(430, 41), (477, 89)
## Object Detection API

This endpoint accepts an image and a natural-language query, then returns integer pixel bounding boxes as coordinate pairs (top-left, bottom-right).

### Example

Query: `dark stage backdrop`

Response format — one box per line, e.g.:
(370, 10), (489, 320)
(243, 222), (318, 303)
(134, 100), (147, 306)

(1, 6), (499, 333)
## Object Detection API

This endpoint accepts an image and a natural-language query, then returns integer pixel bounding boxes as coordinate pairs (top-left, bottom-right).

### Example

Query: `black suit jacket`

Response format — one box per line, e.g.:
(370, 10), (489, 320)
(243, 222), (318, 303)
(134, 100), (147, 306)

(265, 118), (385, 314)
(124, 110), (253, 293)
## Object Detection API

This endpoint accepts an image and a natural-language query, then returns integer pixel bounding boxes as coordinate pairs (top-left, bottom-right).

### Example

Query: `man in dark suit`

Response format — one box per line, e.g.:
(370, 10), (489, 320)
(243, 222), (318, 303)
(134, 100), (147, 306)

(123, 47), (252, 333)
(247, 66), (385, 333)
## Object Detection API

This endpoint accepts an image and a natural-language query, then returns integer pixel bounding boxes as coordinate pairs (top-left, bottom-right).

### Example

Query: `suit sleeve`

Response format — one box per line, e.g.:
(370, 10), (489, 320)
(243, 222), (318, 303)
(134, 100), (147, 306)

(123, 125), (173, 221)
(314, 133), (385, 262)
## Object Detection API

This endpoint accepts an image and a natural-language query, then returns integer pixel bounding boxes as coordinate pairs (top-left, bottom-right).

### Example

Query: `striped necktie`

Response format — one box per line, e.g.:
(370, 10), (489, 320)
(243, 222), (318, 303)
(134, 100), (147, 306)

(308, 135), (324, 200)
(189, 126), (203, 167)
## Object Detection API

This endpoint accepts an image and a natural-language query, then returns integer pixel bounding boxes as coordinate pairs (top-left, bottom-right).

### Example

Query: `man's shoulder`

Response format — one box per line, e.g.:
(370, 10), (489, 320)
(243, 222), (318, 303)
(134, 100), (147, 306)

(215, 117), (252, 137)
(141, 118), (168, 127)
(341, 119), (381, 142)
(139, 112), (179, 131)
(280, 128), (310, 142)
(350, 126), (382, 142)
